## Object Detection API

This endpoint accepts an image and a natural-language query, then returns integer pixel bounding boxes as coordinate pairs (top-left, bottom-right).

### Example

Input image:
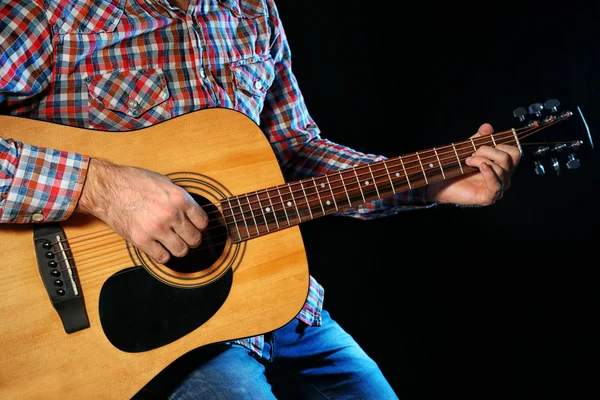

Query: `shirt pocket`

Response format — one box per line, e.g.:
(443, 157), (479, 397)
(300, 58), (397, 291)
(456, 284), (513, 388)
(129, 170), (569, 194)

(230, 55), (275, 124)
(51, 0), (125, 34)
(85, 68), (172, 131)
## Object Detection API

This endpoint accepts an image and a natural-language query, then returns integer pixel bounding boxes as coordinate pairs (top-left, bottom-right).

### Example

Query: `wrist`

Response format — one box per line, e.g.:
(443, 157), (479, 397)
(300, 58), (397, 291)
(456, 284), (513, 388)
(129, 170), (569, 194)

(75, 158), (116, 216)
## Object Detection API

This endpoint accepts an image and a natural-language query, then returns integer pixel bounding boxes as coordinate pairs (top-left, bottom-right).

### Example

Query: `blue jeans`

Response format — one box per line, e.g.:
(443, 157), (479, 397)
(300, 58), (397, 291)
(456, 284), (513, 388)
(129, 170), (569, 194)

(138, 310), (398, 399)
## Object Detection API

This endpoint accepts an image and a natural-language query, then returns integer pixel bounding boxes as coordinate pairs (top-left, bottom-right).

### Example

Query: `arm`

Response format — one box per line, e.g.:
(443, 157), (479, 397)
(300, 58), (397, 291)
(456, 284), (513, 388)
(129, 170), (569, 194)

(259, 1), (430, 221)
(1, 1), (89, 223)
(0, 2), (207, 263)
(261, 1), (520, 212)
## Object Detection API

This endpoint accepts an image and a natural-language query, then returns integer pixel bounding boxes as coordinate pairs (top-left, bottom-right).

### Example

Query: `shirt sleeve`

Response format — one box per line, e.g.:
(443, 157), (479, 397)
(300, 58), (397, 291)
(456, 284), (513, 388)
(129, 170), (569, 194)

(259, 1), (434, 220)
(0, 1), (90, 223)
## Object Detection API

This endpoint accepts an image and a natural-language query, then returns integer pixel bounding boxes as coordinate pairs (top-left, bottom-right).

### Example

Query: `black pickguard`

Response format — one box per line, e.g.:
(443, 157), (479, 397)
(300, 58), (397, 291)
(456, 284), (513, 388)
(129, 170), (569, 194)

(99, 266), (232, 353)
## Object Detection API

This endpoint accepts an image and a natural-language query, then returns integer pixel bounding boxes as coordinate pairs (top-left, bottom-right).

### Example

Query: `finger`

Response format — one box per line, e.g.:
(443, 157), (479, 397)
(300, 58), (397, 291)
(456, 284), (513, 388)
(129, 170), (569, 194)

(495, 143), (522, 168)
(138, 239), (171, 264)
(478, 162), (503, 203)
(466, 155), (512, 193)
(470, 123), (494, 138)
(173, 217), (203, 248)
(466, 155), (506, 177)
(158, 232), (190, 259)
(186, 201), (209, 231)
(471, 146), (514, 172)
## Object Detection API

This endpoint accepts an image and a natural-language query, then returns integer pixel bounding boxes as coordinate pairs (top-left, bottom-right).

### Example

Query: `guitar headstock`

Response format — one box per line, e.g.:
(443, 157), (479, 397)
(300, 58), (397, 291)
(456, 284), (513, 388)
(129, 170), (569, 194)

(511, 99), (593, 176)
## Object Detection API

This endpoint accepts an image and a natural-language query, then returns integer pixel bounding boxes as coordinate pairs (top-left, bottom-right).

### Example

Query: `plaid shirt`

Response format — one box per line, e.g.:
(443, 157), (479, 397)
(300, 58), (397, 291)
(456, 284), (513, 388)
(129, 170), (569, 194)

(0, 0), (428, 357)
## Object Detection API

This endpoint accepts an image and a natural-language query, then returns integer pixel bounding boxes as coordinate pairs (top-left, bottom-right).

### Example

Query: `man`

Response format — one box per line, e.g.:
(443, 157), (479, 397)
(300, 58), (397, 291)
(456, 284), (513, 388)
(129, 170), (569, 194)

(0, 0), (520, 398)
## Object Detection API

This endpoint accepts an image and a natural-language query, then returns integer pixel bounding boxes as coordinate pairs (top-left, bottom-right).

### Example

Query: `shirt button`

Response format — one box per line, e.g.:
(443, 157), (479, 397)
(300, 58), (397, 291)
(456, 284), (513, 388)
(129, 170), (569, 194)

(32, 212), (44, 222)
(254, 81), (263, 90)
(128, 99), (139, 110)
(200, 68), (207, 79)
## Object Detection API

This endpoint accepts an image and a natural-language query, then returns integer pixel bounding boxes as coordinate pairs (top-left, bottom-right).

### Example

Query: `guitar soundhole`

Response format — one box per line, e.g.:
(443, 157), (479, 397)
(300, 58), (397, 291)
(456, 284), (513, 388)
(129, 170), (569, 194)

(165, 193), (227, 274)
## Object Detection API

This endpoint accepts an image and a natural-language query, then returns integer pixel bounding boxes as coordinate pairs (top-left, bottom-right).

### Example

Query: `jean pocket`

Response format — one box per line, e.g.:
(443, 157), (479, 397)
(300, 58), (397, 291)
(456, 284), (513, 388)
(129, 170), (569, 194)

(85, 68), (171, 131)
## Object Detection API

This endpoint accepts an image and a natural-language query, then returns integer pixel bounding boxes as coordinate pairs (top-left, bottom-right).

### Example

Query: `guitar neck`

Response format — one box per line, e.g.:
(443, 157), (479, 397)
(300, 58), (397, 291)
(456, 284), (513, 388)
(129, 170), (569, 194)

(221, 130), (521, 242)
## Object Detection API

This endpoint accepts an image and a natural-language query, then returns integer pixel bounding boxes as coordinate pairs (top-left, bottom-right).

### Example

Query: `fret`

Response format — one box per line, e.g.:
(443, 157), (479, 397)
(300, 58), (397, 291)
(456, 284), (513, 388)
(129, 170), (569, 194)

(312, 179), (326, 215)
(382, 160), (396, 194)
(511, 128), (523, 153)
(415, 151), (428, 184)
(264, 188), (280, 230)
(264, 189), (280, 229)
(324, 175), (339, 211)
(223, 198), (242, 241)
(338, 170), (353, 207)
(286, 184), (302, 222)
(470, 138), (477, 152)
(314, 176), (337, 213)
(253, 191), (270, 233)
(452, 143), (464, 174)
(244, 194), (262, 236)
(301, 178), (324, 217)
(398, 156), (412, 189)
(366, 164), (381, 198)
(298, 181), (313, 219)
(433, 147), (446, 179)
(490, 134), (496, 147)
(236, 197), (252, 239)
(352, 168), (367, 203)
(276, 187), (292, 226)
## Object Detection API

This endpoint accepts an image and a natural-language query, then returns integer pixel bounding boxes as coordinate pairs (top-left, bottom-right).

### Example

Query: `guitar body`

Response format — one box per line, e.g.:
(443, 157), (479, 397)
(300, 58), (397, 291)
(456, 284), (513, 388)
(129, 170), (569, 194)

(0, 108), (309, 399)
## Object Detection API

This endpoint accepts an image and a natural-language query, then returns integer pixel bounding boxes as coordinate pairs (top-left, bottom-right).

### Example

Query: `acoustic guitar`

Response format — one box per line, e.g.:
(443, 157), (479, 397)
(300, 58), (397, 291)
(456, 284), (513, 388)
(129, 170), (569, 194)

(0, 105), (574, 399)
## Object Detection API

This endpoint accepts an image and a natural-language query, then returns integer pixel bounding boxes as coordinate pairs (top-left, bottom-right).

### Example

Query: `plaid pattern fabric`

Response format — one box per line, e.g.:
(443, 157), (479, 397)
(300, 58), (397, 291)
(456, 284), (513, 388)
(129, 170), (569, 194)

(0, 0), (429, 357)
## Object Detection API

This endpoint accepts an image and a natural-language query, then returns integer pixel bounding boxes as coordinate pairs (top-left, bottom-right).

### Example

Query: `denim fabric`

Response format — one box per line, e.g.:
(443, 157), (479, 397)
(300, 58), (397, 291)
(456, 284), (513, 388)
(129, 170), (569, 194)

(138, 310), (398, 399)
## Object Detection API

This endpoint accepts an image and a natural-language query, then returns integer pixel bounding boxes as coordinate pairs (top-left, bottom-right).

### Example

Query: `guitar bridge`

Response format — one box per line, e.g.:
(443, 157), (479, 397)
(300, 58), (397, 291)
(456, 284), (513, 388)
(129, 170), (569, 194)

(34, 223), (90, 333)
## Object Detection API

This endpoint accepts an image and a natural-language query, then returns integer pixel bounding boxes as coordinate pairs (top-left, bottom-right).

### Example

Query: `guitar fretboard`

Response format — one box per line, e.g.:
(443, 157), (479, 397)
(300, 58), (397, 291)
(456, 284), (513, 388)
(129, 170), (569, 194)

(221, 131), (520, 242)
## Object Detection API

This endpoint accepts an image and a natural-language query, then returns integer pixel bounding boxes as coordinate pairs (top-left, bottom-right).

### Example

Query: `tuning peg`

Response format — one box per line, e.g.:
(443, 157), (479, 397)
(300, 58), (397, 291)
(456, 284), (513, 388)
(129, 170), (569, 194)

(544, 98), (560, 112)
(551, 157), (560, 175)
(552, 143), (567, 152)
(566, 153), (581, 169)
(534, 160), (546, 175)
(533, 146), (550, 156)
(528, 103), (544, 117)
(569, 140), (584, 150)
(513, 107), (527, 122)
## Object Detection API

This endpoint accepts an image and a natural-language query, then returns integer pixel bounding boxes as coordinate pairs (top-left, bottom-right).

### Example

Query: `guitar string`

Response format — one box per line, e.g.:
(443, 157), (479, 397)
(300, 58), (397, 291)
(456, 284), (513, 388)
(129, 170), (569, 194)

(63, 132), (515, 252)
(65, 117), (564, 252)
(58, 127), (549, 282)
(51, 122), (564, 282)
(55, 117), (561, 256)
(73, 120), (559, 245)
(58, 122), (548, 262)
(65, 126), (526, 249)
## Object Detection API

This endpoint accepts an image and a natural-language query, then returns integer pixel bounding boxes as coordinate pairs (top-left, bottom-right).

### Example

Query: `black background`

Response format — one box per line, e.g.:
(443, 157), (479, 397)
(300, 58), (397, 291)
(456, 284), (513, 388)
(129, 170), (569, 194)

(277, 2), (600, 399)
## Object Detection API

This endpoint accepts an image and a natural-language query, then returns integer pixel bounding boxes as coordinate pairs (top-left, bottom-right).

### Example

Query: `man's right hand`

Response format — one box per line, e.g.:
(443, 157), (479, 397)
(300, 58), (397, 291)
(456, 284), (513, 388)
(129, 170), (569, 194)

(75, 158), (209, 264)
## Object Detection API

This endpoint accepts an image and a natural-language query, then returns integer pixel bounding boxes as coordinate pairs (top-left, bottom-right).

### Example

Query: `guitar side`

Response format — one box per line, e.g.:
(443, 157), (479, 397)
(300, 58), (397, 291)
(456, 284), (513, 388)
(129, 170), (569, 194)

(0, 108), (310, 399)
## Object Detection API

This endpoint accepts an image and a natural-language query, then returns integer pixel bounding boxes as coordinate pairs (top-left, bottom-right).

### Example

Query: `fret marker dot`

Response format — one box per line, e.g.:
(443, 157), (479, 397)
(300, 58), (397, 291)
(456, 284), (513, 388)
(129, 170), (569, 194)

(287, 201), (292, 207)
(395, 172), (400, 177)
(321, 183), (326, 188)
(364, 180), (369, 185)
(326, 200), (331, 206)
(265, 207), (271, 212)
(429, 163), (434, 168)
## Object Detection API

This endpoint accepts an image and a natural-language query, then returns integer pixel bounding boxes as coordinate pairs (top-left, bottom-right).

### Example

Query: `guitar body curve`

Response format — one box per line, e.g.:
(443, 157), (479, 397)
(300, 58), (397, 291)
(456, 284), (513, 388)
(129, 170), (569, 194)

(0, 108), (310, 399)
